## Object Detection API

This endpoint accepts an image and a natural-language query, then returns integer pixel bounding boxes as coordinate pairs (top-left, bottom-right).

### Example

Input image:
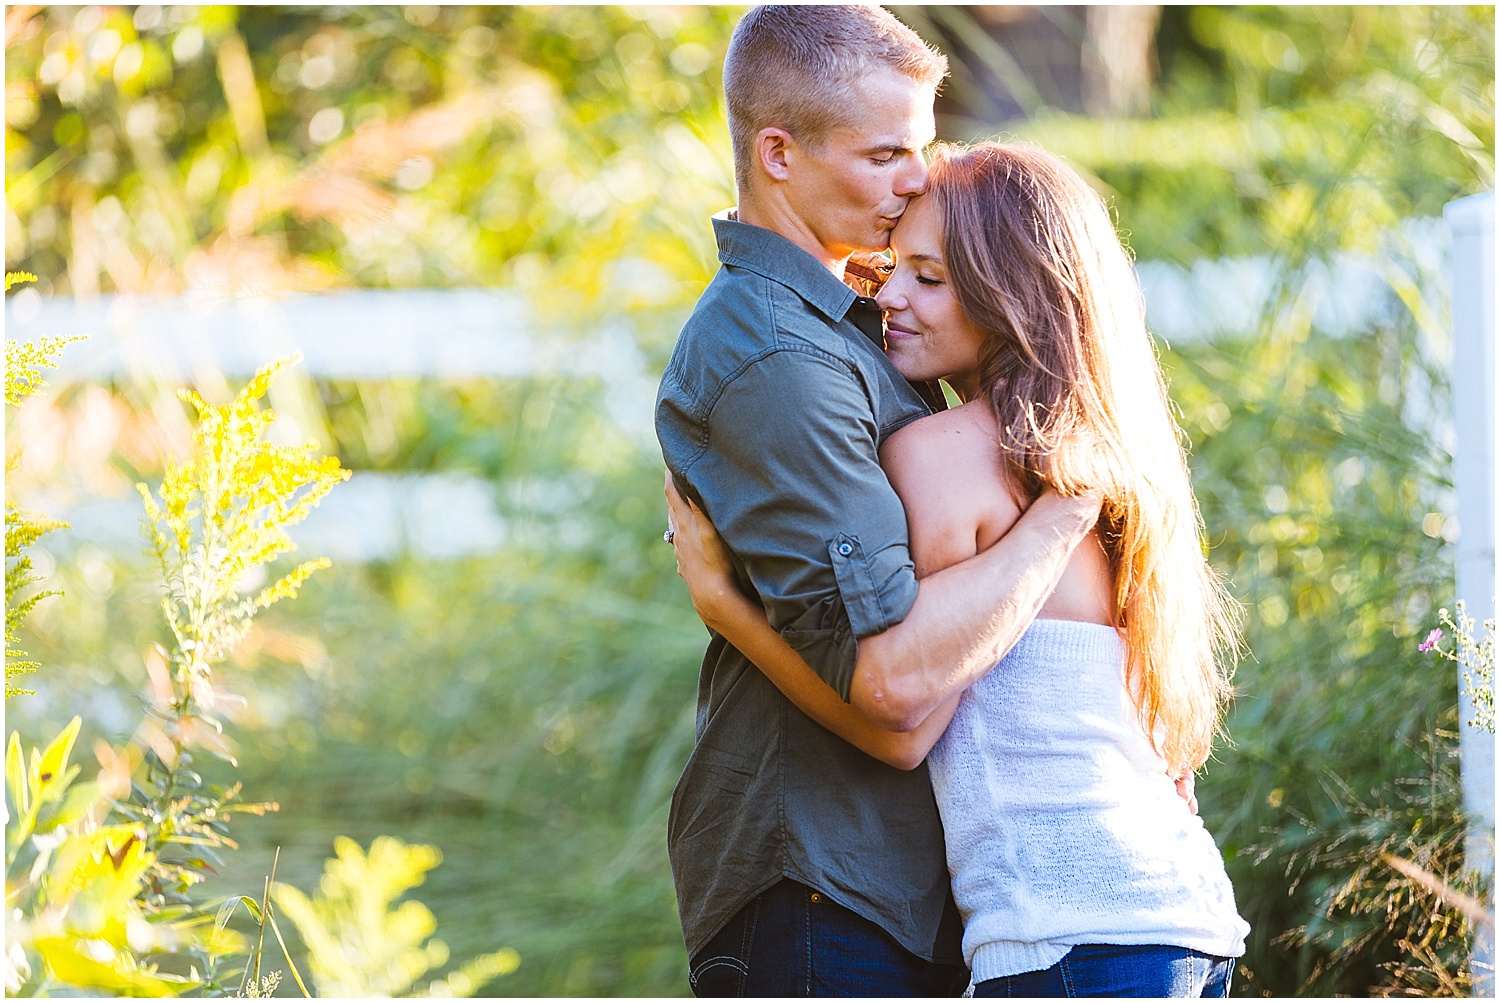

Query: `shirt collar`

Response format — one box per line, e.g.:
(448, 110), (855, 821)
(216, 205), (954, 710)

(711, 210), (859, 323)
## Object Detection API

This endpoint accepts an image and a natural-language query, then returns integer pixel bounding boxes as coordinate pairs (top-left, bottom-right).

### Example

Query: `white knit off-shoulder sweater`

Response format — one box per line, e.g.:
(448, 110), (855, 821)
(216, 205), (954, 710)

(926, 619), (1249, 983)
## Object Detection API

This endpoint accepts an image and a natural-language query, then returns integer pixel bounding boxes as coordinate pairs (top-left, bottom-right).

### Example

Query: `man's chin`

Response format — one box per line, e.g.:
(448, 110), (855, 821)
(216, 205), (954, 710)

(834, 234), (892, 258)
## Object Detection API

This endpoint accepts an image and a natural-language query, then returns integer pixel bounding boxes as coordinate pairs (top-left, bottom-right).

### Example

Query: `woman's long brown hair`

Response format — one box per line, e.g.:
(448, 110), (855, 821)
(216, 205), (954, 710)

(928, 141), (1238, 774)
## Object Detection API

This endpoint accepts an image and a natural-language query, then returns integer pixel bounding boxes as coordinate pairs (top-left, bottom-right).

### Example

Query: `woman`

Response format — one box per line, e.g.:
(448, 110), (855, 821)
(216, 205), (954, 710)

(664, 141), (1249, 997)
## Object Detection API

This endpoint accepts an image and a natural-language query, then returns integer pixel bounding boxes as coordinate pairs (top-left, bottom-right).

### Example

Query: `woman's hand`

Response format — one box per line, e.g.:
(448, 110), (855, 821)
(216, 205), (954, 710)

(1175, 772), (1198, 815)
(664, 471), (741, 631)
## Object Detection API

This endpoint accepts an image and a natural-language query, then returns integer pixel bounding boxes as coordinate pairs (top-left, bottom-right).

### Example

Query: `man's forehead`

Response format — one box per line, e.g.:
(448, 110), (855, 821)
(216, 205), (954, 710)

(839, 104), (937, 148)
(838, 76), (937, 147)
(864, 122), (936, 149)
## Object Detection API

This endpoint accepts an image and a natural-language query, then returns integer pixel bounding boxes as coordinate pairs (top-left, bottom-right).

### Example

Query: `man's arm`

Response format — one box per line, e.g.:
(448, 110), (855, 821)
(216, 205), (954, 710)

(681, 350), (920, 702)
(665, 470), (958, 770)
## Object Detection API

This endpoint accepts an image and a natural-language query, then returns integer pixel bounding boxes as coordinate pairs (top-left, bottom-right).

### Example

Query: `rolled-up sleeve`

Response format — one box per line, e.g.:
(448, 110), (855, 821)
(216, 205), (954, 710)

(684, 348), (919, 701)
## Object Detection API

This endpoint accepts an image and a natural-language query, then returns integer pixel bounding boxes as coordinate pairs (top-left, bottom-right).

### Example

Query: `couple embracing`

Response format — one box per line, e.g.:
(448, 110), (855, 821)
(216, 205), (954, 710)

(654, 6), (1249, 998)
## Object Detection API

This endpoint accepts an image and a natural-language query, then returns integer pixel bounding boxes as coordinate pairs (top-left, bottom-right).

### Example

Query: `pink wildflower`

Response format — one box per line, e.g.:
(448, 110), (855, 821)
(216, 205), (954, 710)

(1417, 628), (1442, 652)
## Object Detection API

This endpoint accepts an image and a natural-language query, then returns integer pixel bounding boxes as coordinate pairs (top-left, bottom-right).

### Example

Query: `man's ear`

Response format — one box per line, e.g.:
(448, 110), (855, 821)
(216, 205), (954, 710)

(753, 126), (795, 183)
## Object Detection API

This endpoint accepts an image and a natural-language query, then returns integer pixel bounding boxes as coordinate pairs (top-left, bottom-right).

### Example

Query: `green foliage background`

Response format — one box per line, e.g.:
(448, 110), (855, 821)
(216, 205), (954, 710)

(5, 4), (1494, 996)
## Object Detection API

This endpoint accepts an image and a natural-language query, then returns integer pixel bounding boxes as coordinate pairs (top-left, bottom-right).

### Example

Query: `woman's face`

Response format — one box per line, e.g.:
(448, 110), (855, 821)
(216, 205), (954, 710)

(875, 195), (988, 402)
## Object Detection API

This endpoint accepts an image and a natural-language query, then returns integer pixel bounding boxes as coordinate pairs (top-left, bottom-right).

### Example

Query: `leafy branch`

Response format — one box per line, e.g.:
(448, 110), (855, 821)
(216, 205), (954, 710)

(4, 273), (82, 698)
(5, 353), (350, 995)
(122, 355), (349, 913)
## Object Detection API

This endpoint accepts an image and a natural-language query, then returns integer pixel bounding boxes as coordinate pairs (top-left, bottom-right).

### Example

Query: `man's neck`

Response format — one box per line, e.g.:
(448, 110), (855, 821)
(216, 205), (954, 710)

(735, 195), (850, 280)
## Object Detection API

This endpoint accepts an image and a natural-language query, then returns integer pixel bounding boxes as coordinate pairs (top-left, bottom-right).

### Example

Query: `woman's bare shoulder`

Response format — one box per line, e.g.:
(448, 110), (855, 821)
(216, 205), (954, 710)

(882, 400), (1006, 483)
(883, 400), (997, 463)
(881, 401), (1025, 574)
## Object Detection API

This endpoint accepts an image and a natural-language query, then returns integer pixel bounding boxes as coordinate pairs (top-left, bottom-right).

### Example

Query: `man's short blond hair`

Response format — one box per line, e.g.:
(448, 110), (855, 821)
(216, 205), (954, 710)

(723, 5), (948, 191)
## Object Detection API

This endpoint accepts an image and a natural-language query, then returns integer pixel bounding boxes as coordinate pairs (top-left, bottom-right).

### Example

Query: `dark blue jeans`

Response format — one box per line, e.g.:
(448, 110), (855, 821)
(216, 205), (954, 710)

(688, 879), (969, 997)
(973, 944), (1234, 998)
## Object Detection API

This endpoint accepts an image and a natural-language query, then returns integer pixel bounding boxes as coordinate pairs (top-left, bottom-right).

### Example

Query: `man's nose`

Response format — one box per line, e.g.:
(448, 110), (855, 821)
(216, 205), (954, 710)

(895, 153), (929, 198)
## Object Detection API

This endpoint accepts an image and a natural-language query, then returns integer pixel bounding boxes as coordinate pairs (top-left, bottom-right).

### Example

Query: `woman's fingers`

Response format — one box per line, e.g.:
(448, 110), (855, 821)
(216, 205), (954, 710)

(1174, 773), (1199, 816)
(663, 469), (686, 539)
(664, 472), (708, 542)
(664, 471), (698, 582)
(663, 471), (738, 588)
(664, 470), (692, 523)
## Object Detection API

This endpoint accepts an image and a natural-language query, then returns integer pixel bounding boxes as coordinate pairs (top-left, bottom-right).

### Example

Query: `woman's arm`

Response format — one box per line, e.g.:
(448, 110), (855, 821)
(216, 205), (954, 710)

(665, 472), (958, 770)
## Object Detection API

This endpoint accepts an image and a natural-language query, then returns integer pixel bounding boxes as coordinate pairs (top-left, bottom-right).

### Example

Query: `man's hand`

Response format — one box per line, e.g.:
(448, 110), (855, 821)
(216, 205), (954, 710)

(1175, 772), (1198, 816)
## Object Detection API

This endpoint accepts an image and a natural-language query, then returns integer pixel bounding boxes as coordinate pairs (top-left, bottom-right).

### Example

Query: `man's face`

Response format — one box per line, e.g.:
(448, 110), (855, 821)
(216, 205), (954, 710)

(784, 66), (937, 259)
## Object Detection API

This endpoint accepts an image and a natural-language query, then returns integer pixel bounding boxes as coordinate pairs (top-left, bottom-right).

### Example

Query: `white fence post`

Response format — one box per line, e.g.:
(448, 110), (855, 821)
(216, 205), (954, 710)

(1445, 189), (1495, 995)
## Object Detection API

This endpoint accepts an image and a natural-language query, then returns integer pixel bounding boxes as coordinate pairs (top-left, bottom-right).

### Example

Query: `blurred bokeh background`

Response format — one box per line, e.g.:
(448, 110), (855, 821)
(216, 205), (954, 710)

(5, 5), (1494, 996)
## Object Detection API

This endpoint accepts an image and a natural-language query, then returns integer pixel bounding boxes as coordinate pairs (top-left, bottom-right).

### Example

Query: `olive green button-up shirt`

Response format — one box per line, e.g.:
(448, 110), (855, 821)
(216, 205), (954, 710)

(655, 214), (963, 966)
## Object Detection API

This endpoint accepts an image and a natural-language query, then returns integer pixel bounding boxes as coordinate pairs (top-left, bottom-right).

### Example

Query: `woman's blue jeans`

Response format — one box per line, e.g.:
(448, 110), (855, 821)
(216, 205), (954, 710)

(972, 944), (1234, 998)
(688, 879), (969, 997)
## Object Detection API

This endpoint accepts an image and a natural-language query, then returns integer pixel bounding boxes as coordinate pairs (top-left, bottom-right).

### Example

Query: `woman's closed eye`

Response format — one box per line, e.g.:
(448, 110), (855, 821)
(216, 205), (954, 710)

(916, 273), (943, 286)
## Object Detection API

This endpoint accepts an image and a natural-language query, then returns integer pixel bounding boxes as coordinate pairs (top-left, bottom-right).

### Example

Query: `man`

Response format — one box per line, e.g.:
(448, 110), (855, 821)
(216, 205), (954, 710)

(654, 6), (1101, 996)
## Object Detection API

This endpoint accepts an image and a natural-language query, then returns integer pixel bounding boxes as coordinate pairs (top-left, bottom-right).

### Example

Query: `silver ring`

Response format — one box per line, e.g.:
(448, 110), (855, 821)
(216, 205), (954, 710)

(663, 529), (675, 544)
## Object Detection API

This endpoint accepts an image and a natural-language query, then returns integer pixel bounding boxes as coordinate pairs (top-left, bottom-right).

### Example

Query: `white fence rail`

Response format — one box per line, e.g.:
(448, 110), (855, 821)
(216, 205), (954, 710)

(7, 219), (1447, 378)
(7, 286), (617, 379)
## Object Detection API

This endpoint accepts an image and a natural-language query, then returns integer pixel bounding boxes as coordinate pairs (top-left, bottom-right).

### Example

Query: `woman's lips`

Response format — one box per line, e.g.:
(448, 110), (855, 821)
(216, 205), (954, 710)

(886, 324), (920, 341)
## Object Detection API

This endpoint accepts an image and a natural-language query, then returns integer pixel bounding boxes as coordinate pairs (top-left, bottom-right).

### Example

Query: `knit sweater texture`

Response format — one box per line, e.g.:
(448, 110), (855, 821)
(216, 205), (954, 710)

(926, 618), (1250, 982)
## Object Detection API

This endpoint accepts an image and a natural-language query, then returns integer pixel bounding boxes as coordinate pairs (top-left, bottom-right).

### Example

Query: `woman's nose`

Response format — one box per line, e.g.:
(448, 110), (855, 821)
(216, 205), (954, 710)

(876, 274), (907, 312)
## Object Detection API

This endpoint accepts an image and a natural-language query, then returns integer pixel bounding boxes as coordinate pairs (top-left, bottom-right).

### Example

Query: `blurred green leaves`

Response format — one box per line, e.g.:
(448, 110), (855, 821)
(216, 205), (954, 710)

(4, 718), (234, 997)
(1017, 6), (1494, 262)
(5, 4), (739, 325)
(272, 835), (519, 997)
